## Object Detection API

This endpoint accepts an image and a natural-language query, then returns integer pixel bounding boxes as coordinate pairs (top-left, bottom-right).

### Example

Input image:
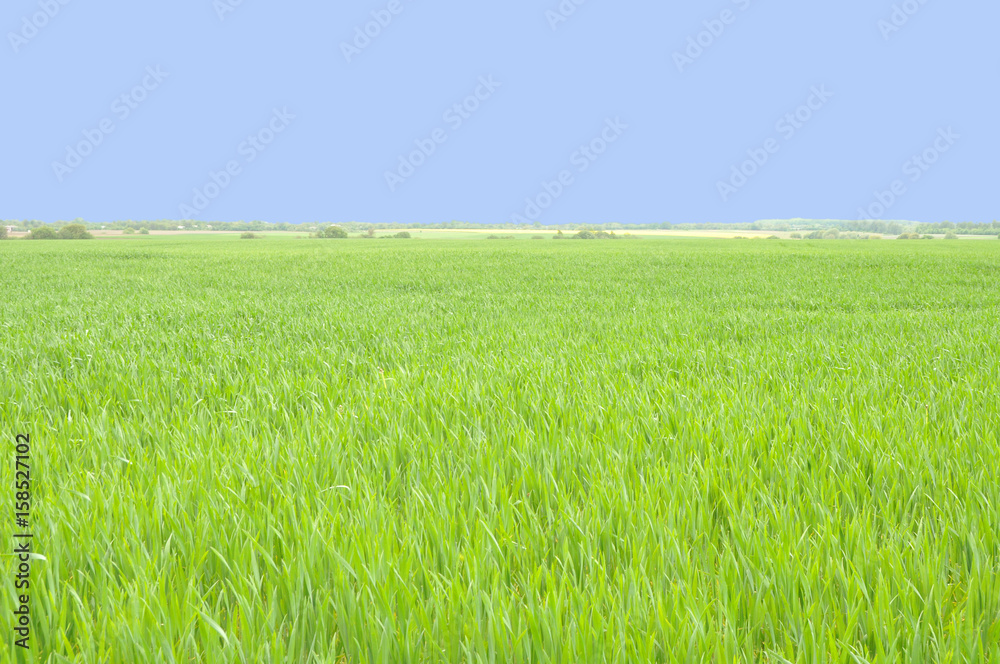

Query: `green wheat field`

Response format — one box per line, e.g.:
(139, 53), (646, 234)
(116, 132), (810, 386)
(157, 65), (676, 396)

(2, 235), (999, 663)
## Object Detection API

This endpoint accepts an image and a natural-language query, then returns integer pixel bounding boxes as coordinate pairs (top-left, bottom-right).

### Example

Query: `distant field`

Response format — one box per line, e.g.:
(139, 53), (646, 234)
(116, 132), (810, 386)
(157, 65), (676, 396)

(2, 236), (999, 662)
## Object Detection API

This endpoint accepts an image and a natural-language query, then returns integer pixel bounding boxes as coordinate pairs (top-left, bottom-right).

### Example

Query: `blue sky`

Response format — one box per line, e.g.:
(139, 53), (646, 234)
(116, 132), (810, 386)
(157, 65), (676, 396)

(2, 0), (995, 225)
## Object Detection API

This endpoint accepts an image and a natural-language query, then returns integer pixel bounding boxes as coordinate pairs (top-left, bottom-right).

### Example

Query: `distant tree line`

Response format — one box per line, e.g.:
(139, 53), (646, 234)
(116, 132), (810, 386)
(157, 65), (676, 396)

(913, 221), (1000, 236)
(3, 218), (998, 237)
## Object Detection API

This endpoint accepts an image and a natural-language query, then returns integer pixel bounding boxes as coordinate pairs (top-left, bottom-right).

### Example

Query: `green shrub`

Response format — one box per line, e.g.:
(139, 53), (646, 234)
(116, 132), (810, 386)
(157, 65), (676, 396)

(897, 233), (920, 240)
(531, 235), (545, 240)
(393, 231), (411, 239)
(921, 234), (934, 240)
(487, 234), (516, 240)
(944, 231), (958, 240)
(241, 232), (259, 239)
(28, 226), (59, 240)
(321, 226), (348, 239)
(139, 228), (150, 235)
(57, 223), (93, 240)
(766, 235), (780, 240)
(0, 226), (7, 240)
(789, 232), (802, 239)
(553, 230), (566, 240)
(122, 228), (136, 235)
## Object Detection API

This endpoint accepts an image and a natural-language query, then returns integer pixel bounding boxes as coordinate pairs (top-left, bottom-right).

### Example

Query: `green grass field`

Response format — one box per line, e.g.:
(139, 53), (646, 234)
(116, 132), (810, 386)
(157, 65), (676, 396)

(2, 236), (999, 663)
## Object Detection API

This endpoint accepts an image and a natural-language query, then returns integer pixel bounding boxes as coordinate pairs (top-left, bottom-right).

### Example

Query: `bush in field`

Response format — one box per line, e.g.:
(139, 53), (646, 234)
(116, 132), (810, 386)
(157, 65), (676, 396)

(868, 234), (882, 240)
(551, 229), (633, 240)
(944, 231), (959, 240)
(790, 232), (802, 239)
(28, 226), (59, 240)
(57, 223), (94, 240)
(319, 226), (348, 239)
(767, 235), (780, 240)
(897, 233), (920, 240)
(393, 231), (411, 239)
(531, 235), (545, 240)
(122, 228), (136, 235)
(800, 229), (854, 240)
(241, 232), (259, 239)
(0, 226), (7, 240)
(139, 228), (150, 235)
(487, 234), (517, 240)
(921, 234), (934, 240)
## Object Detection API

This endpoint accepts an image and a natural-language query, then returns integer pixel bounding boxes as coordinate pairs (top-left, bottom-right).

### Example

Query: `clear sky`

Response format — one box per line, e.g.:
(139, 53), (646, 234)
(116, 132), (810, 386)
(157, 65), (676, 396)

(2, 0), (995, 225)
